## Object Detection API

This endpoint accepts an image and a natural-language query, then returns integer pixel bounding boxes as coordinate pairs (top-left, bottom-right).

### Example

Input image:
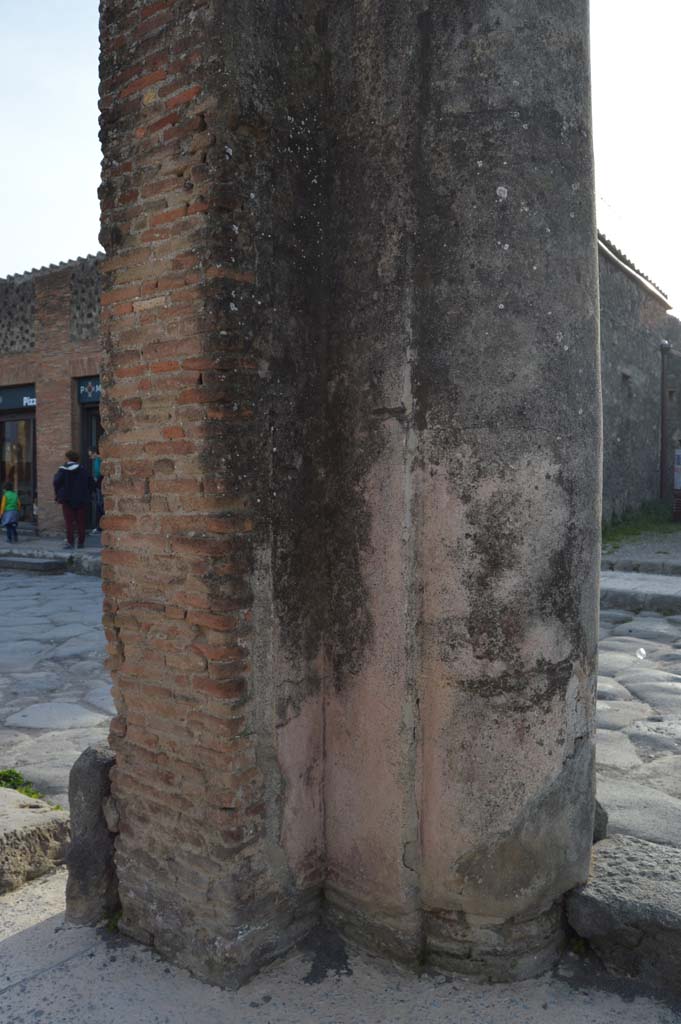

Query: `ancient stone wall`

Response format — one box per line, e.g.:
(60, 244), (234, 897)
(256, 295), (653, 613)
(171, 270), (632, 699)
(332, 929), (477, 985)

(99, 0), (600, 986)
(599, 243), (681, 522)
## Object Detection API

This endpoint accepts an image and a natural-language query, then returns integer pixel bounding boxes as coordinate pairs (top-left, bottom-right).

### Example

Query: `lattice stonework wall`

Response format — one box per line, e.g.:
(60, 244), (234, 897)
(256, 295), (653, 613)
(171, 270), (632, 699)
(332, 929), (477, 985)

(99, 0), (601, 988)
(70, 257), (102, 345)
(0, 279), (36, 355)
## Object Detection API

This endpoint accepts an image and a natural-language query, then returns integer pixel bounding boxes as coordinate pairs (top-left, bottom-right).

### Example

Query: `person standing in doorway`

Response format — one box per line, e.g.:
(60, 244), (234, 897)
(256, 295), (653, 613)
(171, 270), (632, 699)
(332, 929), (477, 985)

(88, 445), (103, 533)
(53, 451), (94, 550)
(0, 481), (20, 543)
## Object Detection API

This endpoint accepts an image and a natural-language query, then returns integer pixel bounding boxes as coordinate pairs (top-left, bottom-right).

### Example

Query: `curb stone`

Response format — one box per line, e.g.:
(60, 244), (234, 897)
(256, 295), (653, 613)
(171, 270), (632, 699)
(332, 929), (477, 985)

(0, 788), (70, 893)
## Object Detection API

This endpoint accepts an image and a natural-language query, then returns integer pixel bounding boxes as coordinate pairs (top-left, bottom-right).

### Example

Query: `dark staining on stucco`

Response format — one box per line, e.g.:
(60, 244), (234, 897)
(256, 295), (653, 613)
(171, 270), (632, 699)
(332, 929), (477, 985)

(197, 1), (379, 695)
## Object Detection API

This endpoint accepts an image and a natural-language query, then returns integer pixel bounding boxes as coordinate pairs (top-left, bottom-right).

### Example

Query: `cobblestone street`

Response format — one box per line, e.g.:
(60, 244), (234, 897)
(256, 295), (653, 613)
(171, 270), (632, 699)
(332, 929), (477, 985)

(597, 608), (681, 847)
(0, 570), (110, 807)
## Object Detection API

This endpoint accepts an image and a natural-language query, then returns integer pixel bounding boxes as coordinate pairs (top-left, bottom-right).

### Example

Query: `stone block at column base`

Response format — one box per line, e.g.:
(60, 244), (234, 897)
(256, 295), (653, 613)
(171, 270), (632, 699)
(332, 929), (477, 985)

(324, 885), (422, 965)
(118, 887), (321, 990)
(425, 902), (564, 982)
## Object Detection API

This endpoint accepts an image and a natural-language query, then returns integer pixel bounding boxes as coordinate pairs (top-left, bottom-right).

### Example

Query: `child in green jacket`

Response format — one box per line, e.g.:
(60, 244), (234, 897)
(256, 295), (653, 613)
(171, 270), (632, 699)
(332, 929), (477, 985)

(0, 482), (20, 543)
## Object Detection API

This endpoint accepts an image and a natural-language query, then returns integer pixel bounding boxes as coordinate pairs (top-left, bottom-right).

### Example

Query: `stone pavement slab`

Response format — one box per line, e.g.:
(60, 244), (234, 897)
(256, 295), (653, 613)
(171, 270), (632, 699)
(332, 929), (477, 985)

(625, 717), (681, 760)
(611, 618), (681, 643)
(596, 678), (634, 701)
(5, 703), (108, 731)
(0, 869), (678, 1024)
(596, 776), (681, 848)
(595, 730), (642, 770)
(596, 699), (654, 731)
(0, 570), (111, 808)
(0, 789), (69, 894)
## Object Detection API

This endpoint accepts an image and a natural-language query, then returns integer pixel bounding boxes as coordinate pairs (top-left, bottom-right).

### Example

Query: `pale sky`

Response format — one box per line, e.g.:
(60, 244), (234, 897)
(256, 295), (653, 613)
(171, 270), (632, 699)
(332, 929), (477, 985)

(0, 1), (679, 309)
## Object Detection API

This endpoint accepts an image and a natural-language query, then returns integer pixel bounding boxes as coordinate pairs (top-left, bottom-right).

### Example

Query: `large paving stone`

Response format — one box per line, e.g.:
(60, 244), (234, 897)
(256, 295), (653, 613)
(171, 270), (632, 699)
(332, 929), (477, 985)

(617, 667), (681, 688)
(84, 686), (115, 715)
(596, 677), (634, 701)
(610, 619), (681, 644)
(597, 775), (681, 848)
(596, 700), (653, 731)
(595, 730), (642, 770)
(599, 636), (662, 655)
(68, 659), (107, 679)
(632, 754), (681, 801)
(598, 650), (646, 678)
(626, 716), (681, 760)
(39, 623), (91, 642)
(5, 702), (108, 731)
(7, 671), (64, 694)
(51, 636), (106, 661)
(651, 650), (681, 672)
(621, 679), (681, 717)
(2, 642), (51, 671)
(567, 835), (681, 997)
(0, 787), (70, 893)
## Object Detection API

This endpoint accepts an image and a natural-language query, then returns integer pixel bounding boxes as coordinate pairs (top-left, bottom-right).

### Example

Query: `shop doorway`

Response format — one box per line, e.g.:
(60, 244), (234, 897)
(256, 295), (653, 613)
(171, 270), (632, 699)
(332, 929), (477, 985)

(81, 403), (103, 530)
(0, 413), (36, 521)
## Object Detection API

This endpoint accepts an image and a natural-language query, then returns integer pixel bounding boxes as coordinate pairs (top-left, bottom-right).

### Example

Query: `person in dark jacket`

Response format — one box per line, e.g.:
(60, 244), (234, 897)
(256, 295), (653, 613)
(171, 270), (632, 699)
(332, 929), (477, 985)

(53, 450), (94, 549)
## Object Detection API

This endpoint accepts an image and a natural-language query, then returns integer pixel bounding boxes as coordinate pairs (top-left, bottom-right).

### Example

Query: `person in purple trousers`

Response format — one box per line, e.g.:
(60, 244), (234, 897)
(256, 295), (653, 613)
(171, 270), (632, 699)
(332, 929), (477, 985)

(53, 450), (94, 549)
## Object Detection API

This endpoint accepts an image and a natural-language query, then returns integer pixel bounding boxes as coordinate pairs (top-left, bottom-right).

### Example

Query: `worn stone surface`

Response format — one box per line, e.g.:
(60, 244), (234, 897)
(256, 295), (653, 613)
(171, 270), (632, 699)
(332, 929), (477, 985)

(596, 678), (634, 701)
(596, 777), (681, 849)
(595, 729), (642, 770)
(596, 700), (654, 731)
(0, 570), (111, 808)
(567, 836), (681, 997)
(6, 703), (108, 731)
(0, 786), (69, 893)
(65, 745), (118, 925)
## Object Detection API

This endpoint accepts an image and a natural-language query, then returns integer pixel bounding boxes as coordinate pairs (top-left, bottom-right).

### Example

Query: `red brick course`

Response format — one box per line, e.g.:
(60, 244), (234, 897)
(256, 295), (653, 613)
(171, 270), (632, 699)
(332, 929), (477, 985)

(99, 0), (323, 985)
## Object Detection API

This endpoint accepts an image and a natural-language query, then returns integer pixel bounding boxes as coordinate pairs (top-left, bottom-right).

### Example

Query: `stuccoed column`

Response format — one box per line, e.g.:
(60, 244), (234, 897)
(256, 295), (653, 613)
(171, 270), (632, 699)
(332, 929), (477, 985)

(323, 0), (601, 978)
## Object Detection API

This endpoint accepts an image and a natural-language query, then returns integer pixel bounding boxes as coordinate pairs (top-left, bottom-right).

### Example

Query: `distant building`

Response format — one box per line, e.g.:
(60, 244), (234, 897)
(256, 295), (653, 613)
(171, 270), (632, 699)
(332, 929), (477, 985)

(0, 238), (678, 532)
(598, 234), (681, 522)
(0, 255), (102, 534)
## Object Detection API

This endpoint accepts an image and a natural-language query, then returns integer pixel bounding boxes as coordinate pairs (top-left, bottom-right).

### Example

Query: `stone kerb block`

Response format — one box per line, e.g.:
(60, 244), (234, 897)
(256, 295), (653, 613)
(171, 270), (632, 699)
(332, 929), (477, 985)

(567, 835), (681, 997)
(65, 745), (119, 925)
(593, 799), (609, 843)
(0, 788), (70, 893)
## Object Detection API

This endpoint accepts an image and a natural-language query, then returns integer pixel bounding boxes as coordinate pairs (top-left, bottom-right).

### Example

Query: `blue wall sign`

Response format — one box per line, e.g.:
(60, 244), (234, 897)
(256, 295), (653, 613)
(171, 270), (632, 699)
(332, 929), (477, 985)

(78, 377), (101, 404)
(0, 384), (36, 411)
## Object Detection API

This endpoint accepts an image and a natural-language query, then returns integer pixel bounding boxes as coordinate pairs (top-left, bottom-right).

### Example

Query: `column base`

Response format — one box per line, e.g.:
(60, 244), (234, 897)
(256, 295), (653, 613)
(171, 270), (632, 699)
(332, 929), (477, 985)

(324, 885), (422, 965)
(424, 902), (564, 982)
(119, 887), (321, 989)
